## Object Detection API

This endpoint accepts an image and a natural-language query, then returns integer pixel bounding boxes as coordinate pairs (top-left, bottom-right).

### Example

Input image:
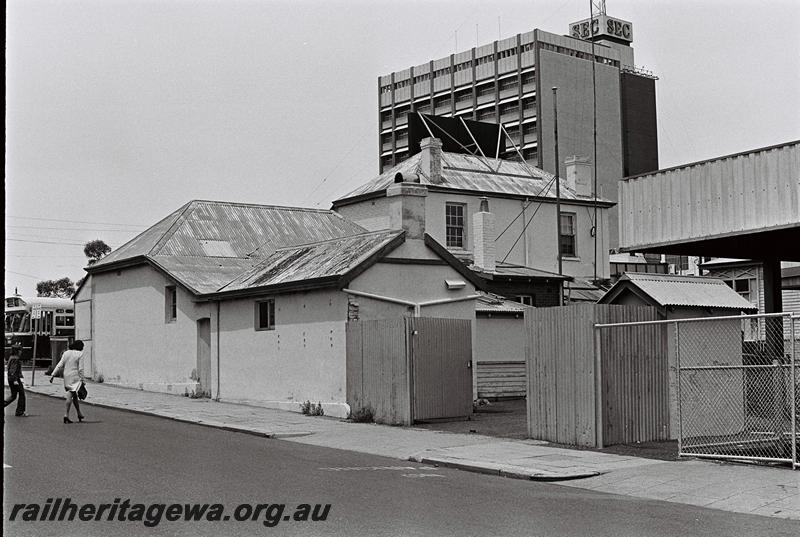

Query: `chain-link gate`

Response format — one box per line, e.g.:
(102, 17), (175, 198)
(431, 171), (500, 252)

(676, 313), (798, 468)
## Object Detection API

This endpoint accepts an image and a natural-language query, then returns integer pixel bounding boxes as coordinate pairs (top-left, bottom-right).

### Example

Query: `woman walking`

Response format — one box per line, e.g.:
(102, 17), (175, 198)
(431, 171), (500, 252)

(50, 340), (85, 423)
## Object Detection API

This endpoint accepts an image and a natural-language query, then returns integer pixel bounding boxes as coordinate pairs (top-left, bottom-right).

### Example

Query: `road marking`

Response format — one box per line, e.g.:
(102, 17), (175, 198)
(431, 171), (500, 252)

(319, 466), (423, 472)
(402, 473), (445, 478)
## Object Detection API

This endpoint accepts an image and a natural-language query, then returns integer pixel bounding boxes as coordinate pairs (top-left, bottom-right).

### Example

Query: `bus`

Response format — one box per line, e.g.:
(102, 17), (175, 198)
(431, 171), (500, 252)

(4, 295), (75, 366)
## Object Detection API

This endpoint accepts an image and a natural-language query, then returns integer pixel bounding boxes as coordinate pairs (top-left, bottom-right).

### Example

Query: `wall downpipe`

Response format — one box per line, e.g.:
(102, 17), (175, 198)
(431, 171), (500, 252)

(215, 300), (221, 402)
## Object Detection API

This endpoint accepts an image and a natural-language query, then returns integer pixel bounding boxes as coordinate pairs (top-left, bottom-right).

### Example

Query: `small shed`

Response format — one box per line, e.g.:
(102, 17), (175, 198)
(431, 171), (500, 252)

(598, 273), (758, 318)
(474, 293), (528, 400)
(598, 273), (758, 438)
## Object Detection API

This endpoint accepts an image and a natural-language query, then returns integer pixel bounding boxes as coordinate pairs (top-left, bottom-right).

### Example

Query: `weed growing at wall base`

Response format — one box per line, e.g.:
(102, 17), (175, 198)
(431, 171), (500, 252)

(348, 406), (374, 423)
(300, 401), (324, 416)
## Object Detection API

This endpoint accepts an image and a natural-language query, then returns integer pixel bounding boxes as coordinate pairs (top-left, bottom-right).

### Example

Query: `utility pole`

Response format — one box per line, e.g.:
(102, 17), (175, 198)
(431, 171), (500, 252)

(553, 87), (562, 278)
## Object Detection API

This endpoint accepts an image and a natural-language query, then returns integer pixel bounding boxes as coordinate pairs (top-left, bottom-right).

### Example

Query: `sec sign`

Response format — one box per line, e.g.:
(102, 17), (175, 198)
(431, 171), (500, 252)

(570, 15), (633, 43)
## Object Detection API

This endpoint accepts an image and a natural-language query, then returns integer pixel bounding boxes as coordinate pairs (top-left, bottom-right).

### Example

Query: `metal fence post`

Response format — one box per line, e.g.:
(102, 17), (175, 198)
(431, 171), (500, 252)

(594, 325), (603, 449)
(675, 321), (682, 457)
(792, 315), (797, 470)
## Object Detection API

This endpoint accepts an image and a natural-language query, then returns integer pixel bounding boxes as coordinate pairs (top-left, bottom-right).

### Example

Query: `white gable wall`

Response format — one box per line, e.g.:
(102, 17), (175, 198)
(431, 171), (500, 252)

(91, 264), (211, 394)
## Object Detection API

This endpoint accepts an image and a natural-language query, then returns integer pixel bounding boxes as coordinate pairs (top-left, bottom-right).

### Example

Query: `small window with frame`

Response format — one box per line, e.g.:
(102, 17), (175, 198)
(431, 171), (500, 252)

(445, 202), (466, 248)
(515, 295), (533, 306)
(559, 212), (577, 257)
(255, 299), (276, 331)
(165, 285), (177, 323)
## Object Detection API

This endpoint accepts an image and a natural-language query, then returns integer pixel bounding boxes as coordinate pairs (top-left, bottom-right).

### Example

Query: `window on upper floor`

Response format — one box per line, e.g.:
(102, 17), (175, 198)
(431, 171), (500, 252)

(445, 203), (466, 249)
(560, 213), (576, 257)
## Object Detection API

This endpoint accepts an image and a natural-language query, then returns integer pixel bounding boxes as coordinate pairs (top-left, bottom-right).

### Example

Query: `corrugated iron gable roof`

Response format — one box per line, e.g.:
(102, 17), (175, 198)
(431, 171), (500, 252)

(335, 151), (614, 204)
(89, 200), (367, 270)
(220, 230), (403, 292)
(91, 202), (189, 268)
(153, 201), (366, 258)
(607, 273), (758, 310)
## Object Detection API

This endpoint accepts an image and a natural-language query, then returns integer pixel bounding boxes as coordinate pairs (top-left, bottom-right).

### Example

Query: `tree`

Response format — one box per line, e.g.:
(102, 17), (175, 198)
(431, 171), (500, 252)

(36, 277), (76, 298)
(84, 239), (111, 265)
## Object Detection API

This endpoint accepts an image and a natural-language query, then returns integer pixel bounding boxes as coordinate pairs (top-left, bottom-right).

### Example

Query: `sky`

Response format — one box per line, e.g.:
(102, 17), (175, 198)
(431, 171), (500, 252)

(5, 0), (800, 296)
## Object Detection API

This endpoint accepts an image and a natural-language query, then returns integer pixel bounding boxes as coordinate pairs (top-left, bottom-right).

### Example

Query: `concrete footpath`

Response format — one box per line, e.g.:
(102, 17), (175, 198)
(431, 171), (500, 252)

(7, 378), (800, 521)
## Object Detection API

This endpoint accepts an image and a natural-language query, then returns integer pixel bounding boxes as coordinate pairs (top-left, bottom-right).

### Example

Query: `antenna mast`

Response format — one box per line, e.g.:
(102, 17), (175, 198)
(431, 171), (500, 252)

(590, 0), (600, 284)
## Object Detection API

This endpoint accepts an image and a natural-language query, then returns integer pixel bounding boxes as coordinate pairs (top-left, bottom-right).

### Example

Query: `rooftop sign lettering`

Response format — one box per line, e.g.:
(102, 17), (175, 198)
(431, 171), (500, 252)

(570, 15), (633, 44)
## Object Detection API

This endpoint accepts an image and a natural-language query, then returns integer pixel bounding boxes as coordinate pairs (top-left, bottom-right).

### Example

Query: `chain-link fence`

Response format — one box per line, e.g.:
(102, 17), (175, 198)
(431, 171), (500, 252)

(676, 313), (797, 468)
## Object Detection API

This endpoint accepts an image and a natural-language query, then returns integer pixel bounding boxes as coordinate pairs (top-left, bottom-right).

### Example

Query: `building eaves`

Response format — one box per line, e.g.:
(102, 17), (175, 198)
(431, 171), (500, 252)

(423, 234), (488, 291)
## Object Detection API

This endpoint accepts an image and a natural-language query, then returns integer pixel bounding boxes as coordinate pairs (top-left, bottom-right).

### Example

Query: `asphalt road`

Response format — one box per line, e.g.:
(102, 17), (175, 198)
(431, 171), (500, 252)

(3, 393), (797, 537)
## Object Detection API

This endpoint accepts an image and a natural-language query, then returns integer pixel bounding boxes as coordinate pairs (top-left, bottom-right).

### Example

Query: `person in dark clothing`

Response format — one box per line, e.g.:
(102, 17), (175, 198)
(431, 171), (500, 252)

(4, 344), (27, 416)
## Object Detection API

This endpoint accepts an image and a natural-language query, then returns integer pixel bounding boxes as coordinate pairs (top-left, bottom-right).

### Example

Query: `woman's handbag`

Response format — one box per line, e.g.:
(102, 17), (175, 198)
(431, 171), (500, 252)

(77, 382), (88, 401)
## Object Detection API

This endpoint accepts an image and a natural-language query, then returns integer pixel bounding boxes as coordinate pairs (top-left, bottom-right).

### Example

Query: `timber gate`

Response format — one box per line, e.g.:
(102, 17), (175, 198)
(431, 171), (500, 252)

(346, 317), (472, 425)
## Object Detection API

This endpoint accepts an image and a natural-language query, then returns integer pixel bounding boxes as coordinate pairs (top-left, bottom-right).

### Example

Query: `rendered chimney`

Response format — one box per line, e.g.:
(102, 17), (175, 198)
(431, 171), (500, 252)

(386, 178), (428, 240)
(565, 156), (592, 198)
(472, 197), (496, 273)
(419, 137), (443, 184)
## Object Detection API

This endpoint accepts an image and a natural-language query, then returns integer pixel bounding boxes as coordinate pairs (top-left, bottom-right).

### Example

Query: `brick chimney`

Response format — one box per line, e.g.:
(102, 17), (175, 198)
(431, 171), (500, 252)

(565, 156), (592, 198)
(419, 137), (443, 184)
(472, 197), (496, 273)
(386, 178), (428, 240)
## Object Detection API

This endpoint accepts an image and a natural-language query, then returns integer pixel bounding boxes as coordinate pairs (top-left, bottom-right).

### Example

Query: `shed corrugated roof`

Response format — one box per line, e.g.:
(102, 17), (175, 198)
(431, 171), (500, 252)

(603, 273), (758, 311)
(334, 151), (614, 205)
(91, 200), (366, 270)
(475, 293), (527, 314)
(220, 231), (403, 292)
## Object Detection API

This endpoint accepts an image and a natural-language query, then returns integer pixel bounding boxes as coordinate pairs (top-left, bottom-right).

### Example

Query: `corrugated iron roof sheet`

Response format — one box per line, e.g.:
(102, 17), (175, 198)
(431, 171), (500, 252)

(92, 204), (187, 267)
(220, 231), (403, 292)
(91, 200), (366, 270)
(334, 151), (614, 204)
(607, 273), (758, 310)
(475, 293), (527, 313)
(148, 256), (258, 295)
(490, 262), (569, 280)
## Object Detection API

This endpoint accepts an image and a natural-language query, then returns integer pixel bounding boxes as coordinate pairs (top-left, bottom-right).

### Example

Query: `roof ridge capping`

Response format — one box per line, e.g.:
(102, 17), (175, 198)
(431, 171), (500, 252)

(192, 199), (339, 214)
(625, 273), (732, 283)
(271, 229), (403, 252)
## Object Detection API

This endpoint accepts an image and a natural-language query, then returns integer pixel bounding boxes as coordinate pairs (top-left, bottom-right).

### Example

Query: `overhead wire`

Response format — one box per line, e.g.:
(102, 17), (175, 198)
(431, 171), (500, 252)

(6, 215), (146, 228)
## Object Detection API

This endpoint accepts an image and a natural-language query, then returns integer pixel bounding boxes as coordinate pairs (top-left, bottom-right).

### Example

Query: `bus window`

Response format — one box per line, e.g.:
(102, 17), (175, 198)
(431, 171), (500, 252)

(56, 315), (75, 327)
(20, 313), (30, 333)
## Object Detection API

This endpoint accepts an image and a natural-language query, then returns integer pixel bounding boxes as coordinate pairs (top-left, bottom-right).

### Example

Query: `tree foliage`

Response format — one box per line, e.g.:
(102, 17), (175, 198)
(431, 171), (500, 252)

(84, 239), (112, 265)
(36, 277), (76, 298)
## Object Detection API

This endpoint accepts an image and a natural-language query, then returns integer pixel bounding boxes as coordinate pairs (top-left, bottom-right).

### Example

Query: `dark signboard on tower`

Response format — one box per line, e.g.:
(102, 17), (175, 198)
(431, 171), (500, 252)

(407, 114), (506, 159)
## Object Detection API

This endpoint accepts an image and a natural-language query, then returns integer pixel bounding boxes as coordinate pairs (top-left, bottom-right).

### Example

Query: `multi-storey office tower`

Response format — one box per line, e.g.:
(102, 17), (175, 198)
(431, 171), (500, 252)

(377, 14), (658, 219)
